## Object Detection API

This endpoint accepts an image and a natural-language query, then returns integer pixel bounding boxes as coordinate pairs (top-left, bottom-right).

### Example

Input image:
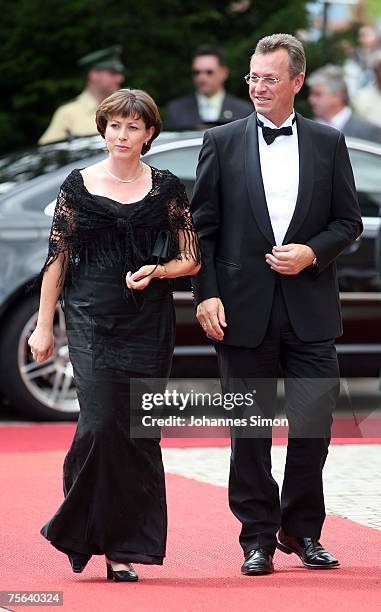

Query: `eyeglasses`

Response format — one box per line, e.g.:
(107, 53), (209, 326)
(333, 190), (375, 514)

(244, 74), (281, 86)
(192, 69), (215, 76)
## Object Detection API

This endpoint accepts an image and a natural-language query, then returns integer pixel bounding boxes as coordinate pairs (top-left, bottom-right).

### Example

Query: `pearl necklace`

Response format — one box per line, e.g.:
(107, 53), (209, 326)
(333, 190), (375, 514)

(104, 161), (144, 183)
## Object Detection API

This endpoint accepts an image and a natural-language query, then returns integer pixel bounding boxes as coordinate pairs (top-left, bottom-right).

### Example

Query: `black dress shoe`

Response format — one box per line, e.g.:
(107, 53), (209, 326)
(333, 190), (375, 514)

(277, 530), (340, 569)
(105, 557), (139, 582)
(67, 552), (91, 573)
(241, 549), (274, 576)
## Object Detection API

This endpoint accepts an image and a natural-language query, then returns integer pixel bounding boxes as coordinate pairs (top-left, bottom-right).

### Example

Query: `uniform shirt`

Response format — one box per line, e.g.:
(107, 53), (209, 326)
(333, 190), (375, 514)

(257, 110), (299, 247)
(38, 90), (99, 145)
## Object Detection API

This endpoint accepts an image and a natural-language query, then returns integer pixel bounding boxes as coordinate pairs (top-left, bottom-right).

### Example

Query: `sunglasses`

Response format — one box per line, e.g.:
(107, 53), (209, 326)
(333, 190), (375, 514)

(192, 69), (215, 76)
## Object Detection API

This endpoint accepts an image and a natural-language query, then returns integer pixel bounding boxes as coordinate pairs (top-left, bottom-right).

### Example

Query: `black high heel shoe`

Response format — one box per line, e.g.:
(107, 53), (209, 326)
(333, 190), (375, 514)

(68, 552), (91, 573)
(105, 557), (138, 582)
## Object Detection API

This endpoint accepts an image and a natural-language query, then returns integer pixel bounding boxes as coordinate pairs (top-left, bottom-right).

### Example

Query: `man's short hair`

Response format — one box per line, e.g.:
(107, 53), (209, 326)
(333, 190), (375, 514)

(192, 45), (227, 67)
(307, 65), (349, 105)
(252, 33), (306, 77)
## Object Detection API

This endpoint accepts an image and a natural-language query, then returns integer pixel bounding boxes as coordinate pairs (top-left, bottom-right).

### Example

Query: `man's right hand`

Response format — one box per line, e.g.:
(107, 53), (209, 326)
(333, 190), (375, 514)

(196, 297), (227, 341)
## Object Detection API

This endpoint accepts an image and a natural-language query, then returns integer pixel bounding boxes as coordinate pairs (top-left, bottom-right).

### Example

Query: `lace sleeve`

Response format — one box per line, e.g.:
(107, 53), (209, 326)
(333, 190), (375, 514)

(42, 182), (76, 287)
(167, 177), (201, 264)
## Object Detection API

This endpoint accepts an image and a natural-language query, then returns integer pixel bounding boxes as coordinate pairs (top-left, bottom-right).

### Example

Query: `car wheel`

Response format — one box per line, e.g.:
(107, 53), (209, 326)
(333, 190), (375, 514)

(0, 295), (79, 421)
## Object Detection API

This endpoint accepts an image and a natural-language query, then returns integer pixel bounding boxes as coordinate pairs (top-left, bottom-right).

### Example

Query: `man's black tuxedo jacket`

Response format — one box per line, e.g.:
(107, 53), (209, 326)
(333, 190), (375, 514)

(190, 111), (363, 347)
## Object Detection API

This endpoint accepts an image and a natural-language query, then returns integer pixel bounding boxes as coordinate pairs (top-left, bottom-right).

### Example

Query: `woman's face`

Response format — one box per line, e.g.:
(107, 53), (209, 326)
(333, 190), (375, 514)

(104, 114), (155, 159)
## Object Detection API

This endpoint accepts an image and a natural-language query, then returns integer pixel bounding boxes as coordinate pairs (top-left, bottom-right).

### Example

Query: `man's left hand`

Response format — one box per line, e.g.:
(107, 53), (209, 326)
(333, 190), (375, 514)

(265, 244), (316, 275)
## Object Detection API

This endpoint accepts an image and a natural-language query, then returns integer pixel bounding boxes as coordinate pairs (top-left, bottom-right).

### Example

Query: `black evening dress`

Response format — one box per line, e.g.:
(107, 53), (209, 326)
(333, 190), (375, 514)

(37, 166), (200, 565)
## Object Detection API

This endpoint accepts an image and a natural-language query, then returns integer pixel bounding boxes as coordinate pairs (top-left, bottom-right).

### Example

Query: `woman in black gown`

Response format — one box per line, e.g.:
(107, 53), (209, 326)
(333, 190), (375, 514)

(28, 89), (201, 582)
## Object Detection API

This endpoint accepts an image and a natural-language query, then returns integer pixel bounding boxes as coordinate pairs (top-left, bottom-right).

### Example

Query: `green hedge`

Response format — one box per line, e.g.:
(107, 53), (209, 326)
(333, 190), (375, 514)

(1, 0), (348, 153)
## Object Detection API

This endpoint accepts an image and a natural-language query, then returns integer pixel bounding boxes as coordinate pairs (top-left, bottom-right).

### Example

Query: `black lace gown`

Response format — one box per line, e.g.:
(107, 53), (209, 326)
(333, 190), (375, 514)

(38, 166), (200, 565)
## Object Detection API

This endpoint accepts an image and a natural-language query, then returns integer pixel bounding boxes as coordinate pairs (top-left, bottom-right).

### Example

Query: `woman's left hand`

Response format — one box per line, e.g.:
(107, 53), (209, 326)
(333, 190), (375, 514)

(126, 265), (158, 290)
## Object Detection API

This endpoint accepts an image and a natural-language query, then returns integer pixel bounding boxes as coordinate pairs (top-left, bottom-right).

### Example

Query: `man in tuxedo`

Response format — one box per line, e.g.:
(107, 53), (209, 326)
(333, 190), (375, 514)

(191, 34), (362, 576)
(165, 46), (253, 130)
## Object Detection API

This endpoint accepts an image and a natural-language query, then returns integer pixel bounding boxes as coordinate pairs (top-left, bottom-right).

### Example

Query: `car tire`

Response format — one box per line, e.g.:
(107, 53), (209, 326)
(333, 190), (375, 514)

(0, 294), (79, 421)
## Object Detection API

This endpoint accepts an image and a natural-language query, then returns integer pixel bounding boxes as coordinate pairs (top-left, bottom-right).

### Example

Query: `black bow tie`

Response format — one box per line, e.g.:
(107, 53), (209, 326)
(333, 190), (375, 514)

(257, 116), (296, 145)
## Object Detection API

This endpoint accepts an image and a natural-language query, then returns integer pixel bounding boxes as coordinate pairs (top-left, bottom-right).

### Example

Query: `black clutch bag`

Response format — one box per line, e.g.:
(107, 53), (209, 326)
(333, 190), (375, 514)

(151, 229), (173, 262)
(137, 230), (176, 281)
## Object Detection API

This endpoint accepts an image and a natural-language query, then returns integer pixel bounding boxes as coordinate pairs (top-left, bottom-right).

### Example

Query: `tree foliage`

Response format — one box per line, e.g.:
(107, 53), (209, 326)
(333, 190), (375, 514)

(0, 0), (310, 152)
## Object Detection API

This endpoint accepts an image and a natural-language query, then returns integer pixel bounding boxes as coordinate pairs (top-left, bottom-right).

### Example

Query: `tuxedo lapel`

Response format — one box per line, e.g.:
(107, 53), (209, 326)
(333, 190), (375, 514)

(282, 113), (315, 244)
(244, 112), (275, 245)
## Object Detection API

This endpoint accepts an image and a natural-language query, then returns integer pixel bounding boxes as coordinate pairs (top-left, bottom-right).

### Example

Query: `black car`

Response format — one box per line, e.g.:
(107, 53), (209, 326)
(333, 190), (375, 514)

(0, 133), (380, 420)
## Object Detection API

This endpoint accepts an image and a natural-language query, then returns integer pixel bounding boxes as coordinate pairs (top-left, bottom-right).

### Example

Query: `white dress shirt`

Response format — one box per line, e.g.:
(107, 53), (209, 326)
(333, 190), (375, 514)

(196, 90), (225, 122)
(316, 106), (352, 131)
(257, 110), (299, 246)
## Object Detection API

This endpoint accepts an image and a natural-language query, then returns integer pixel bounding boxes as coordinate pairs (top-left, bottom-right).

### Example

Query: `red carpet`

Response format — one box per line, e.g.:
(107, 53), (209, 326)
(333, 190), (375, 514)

(0, 421), (380, 453)
(0, 448), (380, 612)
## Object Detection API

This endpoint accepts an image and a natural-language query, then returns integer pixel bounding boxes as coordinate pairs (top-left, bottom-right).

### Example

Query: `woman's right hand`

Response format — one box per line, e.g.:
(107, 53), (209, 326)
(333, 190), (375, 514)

(28, 326), (55, 363)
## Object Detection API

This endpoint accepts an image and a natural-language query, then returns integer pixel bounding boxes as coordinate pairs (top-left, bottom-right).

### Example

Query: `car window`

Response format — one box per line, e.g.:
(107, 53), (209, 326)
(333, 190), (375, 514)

(145, 144), (201, 200)
(0, 154), (106, 213)
(0, 137), (106, 195)
(145, 145), (200, 181)
(348, 148), (381, 217)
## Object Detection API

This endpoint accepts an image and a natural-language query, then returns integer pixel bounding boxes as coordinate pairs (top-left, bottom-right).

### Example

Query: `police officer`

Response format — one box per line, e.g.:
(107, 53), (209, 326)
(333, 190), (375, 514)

(38, 47), (125, 145)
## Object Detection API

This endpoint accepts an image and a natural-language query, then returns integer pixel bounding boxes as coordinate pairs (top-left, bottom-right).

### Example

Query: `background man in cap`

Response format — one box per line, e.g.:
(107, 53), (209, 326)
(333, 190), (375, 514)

(165, 45), (253, 130)
(38, 47), (125, 145)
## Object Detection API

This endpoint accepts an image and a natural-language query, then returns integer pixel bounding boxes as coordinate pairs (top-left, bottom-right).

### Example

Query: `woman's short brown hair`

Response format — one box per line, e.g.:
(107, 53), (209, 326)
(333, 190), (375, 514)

(96, 88), (162, 154)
